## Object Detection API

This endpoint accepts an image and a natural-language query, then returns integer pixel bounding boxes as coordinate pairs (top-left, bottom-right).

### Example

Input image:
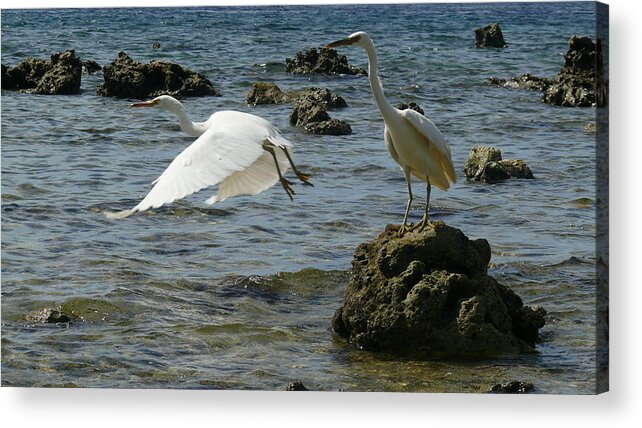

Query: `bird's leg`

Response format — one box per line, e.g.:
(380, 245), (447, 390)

(278, 146), (313, 186)
(398, 168), (413, 236)
(413, 178), (432, 231)
(263, 144), (295, 201)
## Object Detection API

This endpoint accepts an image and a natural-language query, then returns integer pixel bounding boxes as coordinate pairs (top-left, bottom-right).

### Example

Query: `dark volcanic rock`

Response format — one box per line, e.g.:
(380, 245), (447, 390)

(26, 308), (72, 324)
(288, 88), (351, 135)
(82, 60), (102, 74)
(490, 381), (535, 394)
(96, 52), (221, 99)
(489, 35), (606, 107)
(332, 222), (546, 357)
(2, 50), (81, 94)
(245, 82), (290, 105)
(475, 23), (507, 48)
(286, 48), (366, 76)
(286, 381), (309, 391)
(304, 119), (352, 135)
(395, 102), (425, 115)
(464, 145), (534, 182)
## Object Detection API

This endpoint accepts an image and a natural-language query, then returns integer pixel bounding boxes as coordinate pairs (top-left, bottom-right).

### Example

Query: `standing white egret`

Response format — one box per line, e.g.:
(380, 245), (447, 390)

(105, 95), (312, 219)
(326, 32), (456, 233)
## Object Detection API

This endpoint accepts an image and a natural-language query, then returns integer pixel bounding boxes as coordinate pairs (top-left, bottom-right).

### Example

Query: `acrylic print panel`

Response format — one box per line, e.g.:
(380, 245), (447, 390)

(0, 1), (608, 394)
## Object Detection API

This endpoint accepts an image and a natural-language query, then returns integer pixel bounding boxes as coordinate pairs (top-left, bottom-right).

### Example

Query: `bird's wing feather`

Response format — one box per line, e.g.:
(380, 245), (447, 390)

(401, 108), (457, 186)
(105, 127), (265, 219)
(205, 148), (291, 204)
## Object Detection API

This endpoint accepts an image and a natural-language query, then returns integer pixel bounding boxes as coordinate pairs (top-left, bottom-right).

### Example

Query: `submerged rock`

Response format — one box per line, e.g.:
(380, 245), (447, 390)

(82, 60), (102, 74)
(2, 50), (82, 94)
(96, 52), (221, 99)
(286, 381), (309, 391)
(464, 145), (534, 182)
(475, 23), (507, 48)
(487, 74), (553, 92)
(489, 381), (535, 393)
(26, 308), (72, 324)
(332, 222), (546, 357)
(395, 102), (425, 115)
(286, 47), (366, 76)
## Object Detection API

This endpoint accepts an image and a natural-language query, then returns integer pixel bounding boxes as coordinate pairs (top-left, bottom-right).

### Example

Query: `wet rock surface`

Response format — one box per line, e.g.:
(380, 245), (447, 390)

(489, 380), (535, 393)
(26, 308), (73, 324)
(82, 60), (102, 74)
(475, 23), (507, 48)
(332, 222), (546, 357)
(488, 35), (606, 107)
(288, 88), (351, 135)
(464, 145), (534, 183)
(285, 381), (309, 391)
(96, 52), (221, 99)
(245, 82), (290, 105)
(286, 48), (366, 76)
(2, 50), (82, 94)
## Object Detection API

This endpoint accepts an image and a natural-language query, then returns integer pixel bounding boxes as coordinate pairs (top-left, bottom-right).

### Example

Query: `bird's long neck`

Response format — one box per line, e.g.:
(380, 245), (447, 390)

(172, 105), (208, 137)
(364, 41), (397, 122)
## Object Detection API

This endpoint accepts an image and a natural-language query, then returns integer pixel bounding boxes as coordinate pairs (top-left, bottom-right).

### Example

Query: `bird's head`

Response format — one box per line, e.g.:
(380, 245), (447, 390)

(130, 95), (183, 113)
(325, 31), (372, 49)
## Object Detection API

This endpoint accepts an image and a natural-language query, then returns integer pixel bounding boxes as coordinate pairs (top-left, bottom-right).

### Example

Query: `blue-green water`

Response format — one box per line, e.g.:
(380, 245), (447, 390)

(1, 3), (601, 392)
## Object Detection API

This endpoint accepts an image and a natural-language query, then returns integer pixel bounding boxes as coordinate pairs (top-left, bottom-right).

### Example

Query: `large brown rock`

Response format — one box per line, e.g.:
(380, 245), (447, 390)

(2, 50), (82, 94)
(464, 145), (534, 182)
(245, 82), (290, 105)
(475, 23), (507, 48)
(287, 88), (351, 135)
(286, 48), (366, 76)
(332, 222), (546, 357)
(96, 52), (221, 99)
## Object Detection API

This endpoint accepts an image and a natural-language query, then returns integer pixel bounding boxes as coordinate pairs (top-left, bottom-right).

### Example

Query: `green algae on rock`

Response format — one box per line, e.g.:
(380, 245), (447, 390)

(332, 222), (546, 357)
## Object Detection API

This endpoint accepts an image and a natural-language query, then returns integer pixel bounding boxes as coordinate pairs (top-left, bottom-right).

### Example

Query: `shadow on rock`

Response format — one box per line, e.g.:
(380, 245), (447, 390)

(332, 222), (546, 357)
(2, 50), (82, 94)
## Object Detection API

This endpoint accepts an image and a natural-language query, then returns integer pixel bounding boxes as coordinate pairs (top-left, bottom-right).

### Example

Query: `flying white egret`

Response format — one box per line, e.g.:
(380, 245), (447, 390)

(326, 32), (456, 233)
(105, 95), (312, 219)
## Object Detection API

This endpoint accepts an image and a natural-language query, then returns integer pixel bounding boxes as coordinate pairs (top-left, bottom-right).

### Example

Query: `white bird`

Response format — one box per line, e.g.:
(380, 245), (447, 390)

(105, 95), (312, 219)
(326, 32), (456, 233)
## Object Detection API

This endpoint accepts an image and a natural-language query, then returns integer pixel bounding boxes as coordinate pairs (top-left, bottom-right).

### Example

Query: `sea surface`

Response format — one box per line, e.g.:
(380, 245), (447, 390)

(1, 2), (602, 393)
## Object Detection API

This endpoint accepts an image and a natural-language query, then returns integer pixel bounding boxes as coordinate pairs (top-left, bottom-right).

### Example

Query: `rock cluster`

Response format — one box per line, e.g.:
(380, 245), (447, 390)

(475, 23), (508, 48)
(332, 222), (546, 357)
(96, 52), (221, 99)
(464, 145), (534, 183)
(395, 102), (425, 115)
(285, 48), (366, 76)
(2, 50), (82, 94)
(488, 35), (606, 107)
(245, 83), (351, 135)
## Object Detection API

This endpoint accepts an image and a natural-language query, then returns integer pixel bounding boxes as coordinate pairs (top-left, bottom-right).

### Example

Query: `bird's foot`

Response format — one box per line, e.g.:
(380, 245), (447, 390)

(412, 215), (431, 232)
(280, 177), (296, 201)
(397, 223), (411, 236)
(296, 171), (314, 187)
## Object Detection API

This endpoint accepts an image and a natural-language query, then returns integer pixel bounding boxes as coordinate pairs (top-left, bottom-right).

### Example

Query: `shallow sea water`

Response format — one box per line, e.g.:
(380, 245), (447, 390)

(1, 2), (601, 392)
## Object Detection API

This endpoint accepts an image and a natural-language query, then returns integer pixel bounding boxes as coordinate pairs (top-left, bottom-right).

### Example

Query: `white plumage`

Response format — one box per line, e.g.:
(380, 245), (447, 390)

(105, 96), (311, 219)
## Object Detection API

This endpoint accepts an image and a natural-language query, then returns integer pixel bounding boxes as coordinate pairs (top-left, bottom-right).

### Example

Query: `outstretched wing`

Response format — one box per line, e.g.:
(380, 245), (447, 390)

(105, 126), (265, 219)
(401, 108), (457, 189)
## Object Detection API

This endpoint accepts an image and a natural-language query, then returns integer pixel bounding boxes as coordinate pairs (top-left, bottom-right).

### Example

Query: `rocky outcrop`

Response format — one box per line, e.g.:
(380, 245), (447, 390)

(26, 308), (72, 324)
(332, 222), (546, 357)
(285, 381), (309, 391)
(475, 23), (507, 48)
(488, 35), (606, 107)
(395, 102), (425, 115)
(82, 60), (102, 74)
(286, 48), (366, 76)
(245, 82), (290, 105)
(288, 88), (351, 135)
(96, 52), (221, 99)
(2, 50), (82, 94)
(464, 145), (534, 183)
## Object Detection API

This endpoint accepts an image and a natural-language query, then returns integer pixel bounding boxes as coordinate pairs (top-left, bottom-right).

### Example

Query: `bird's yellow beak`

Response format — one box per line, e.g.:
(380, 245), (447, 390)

(130, 99), (160, 108)
(325, 37), (354, 49)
